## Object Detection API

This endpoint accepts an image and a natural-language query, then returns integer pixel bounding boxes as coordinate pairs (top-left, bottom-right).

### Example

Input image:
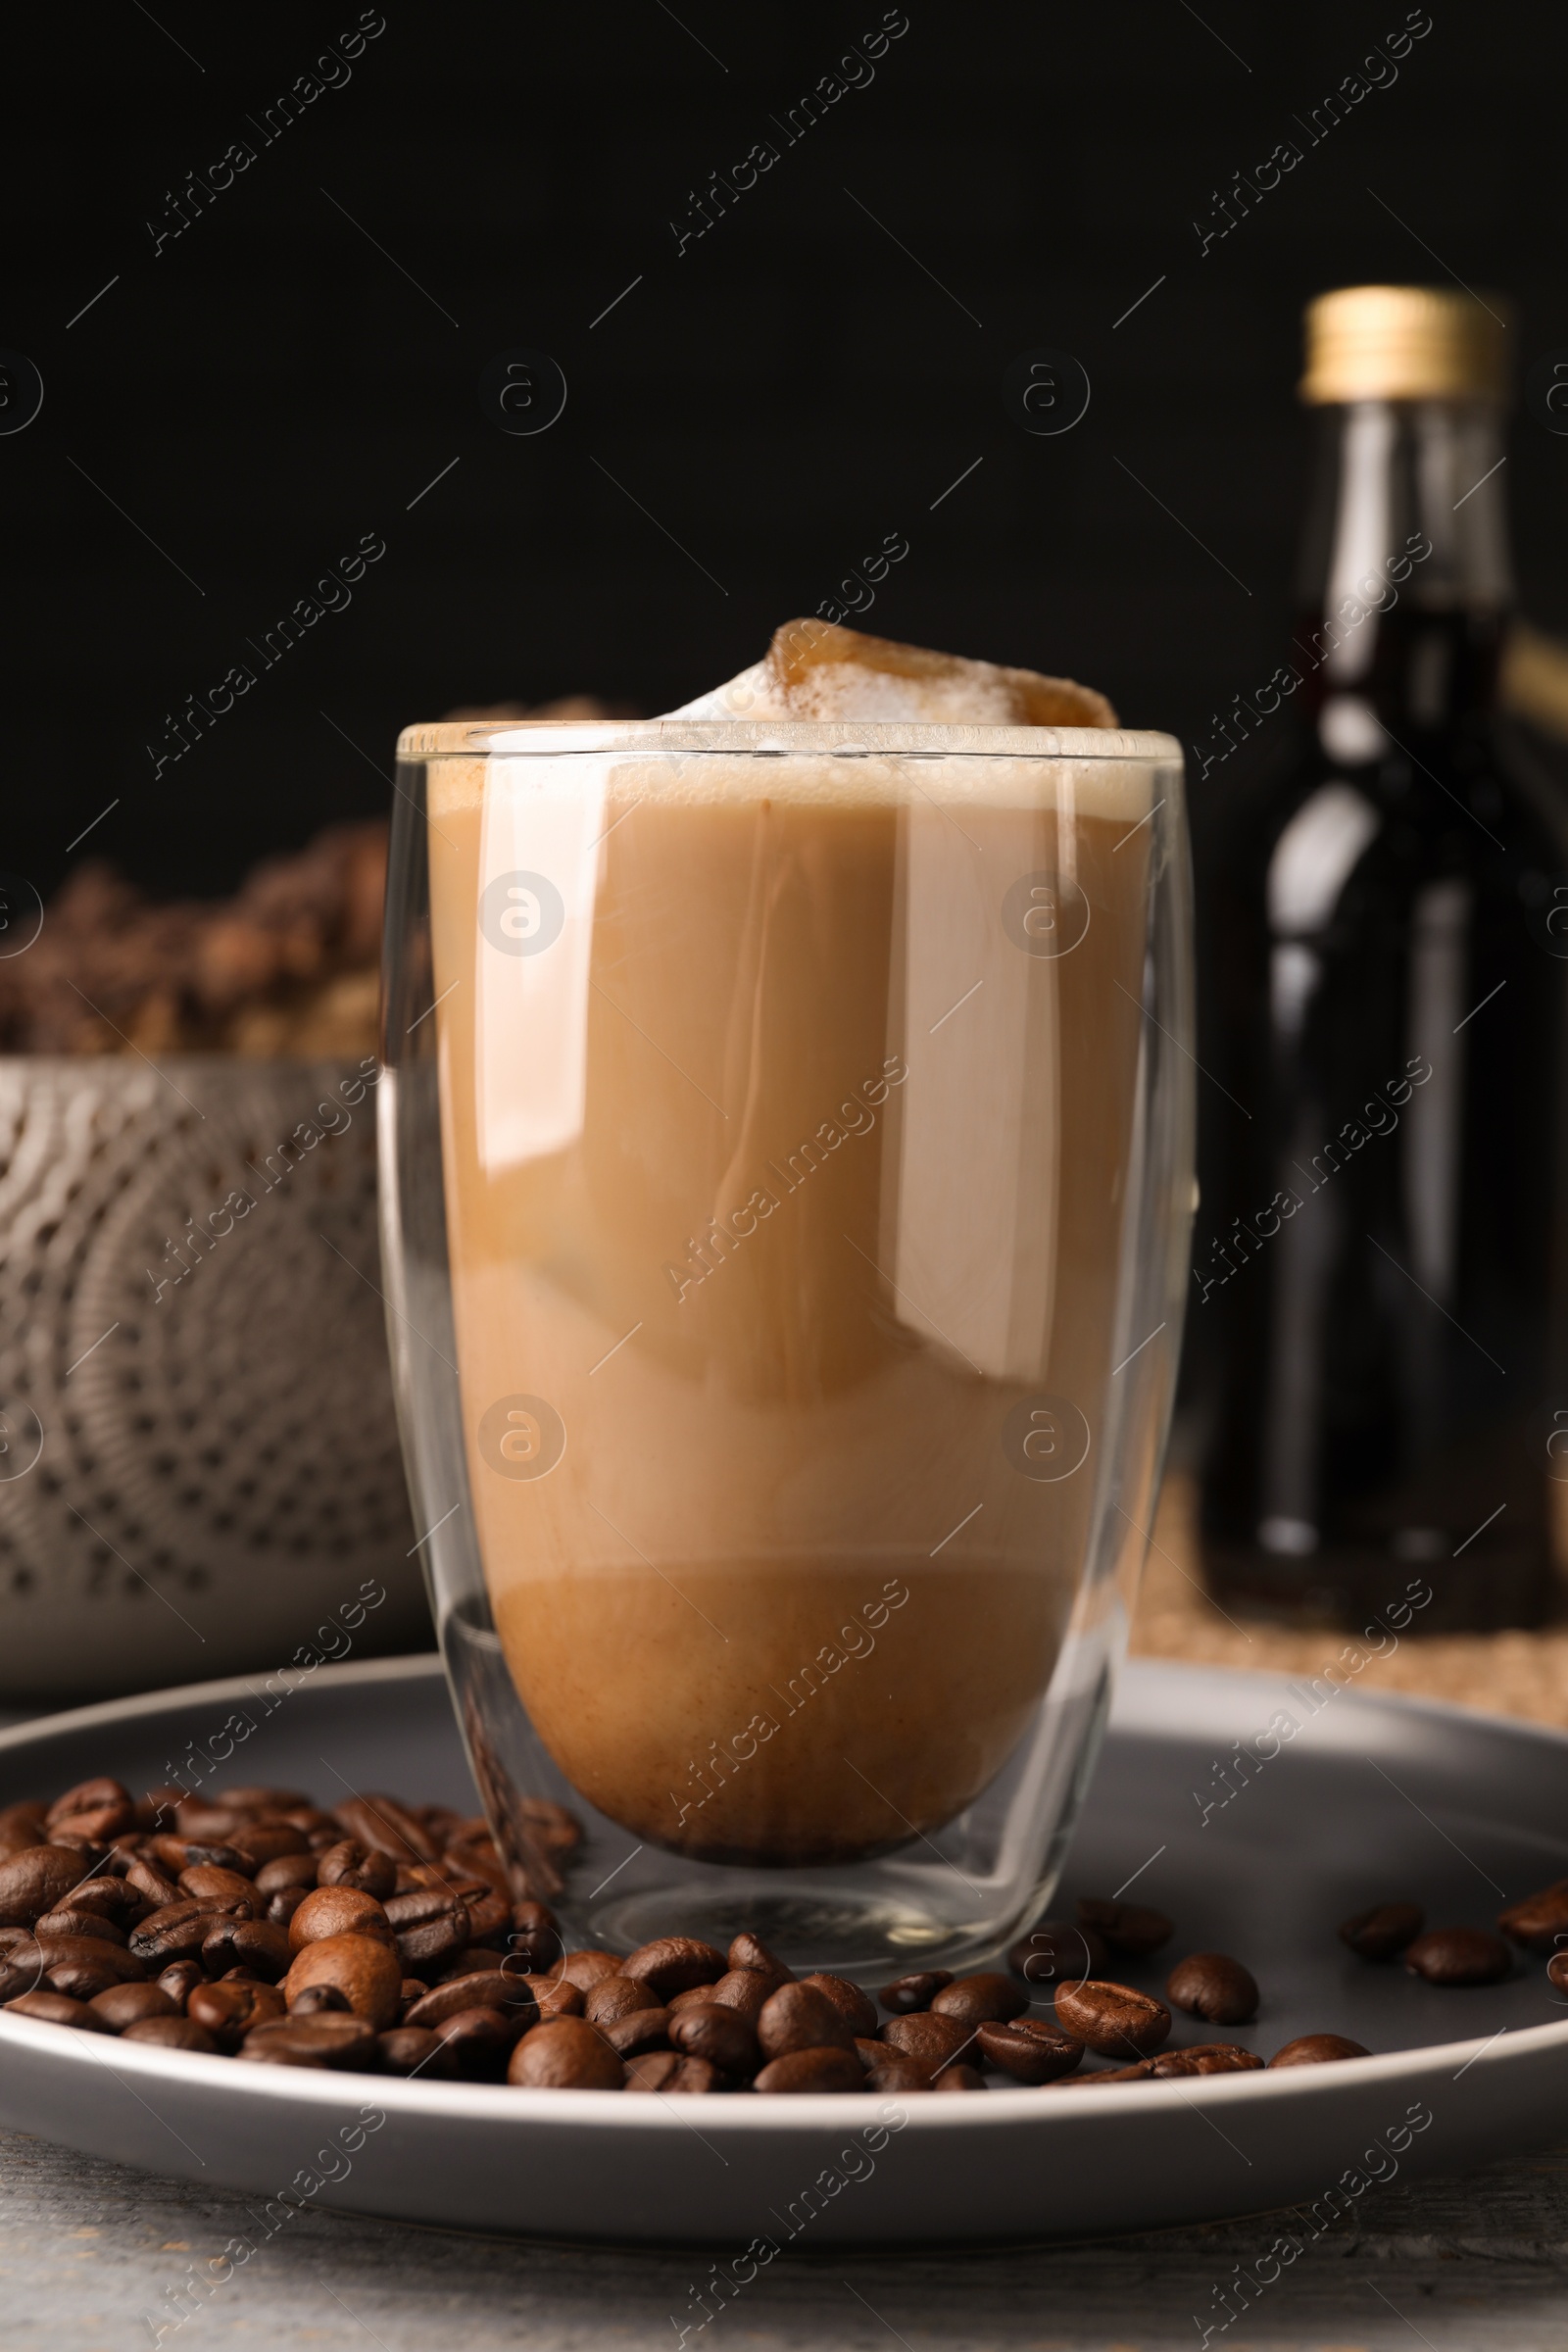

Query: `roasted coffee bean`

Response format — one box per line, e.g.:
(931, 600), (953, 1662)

(60, 1878), (144, 1927)
(878, 1970), (954, 2014)
(1077, 1897), (1174, 1957)
(201, 1918), (293, 1982)
(429, 1948), (494, 1984)
(880, 2013), (978, 2072)
(0, 1845), (90, 1927)
(34, 1907), (128, 1946)
(1498, 1880), (1568, 1954)
(727, 1933), (792, 1984)
(599, 2006), (672, 2057)
(1549, 1953), (1568, 1995)
(157, 1960), (203, 2009)
(584, 1976), (663, 2027)
(668, 2001), (760, 2077)
(267, 1888), (307, 1928)
(291, 1984), (352, 2016)
(383, 1889), (470, 1972)
(456, 1885), (510, 1943)
(430, 2005), (524, 2079)
(377, 2026), (442, 2077)
(151, 1838), (258, 1879)
(707, 1969), (771, 2024)
(287, 1886), (395, 1953)
(49, 1835), (109, 1866)
(1165, 1952), (1259, 2026)
(507, 1900), (563, 1971)
(130, 1898), (251, 1966)
(1339, 1901), (1423, 1961)
(230, 1823), (312, 1867)
(173, 1801), (261, 1840)
(798, 1974), (878, 2036)
(1006, 1923), (1108, 1986)
(210, 1786), (311, 1815)
(931, 1973), (1027, 2027)
(240, 2013), (376, 2069)
(89, 1983), (180, 2031)
(512, 1970), (583, 2018)
(444, 1838), (508, 1901)
(5, 1989), (107, 2030)
(124, 1856), (182, 1911)
(332, 1793), (441, 1868)
(280, 1807), (340, 1843)
(317, 1838), (398, 1901)
(405, 1973), (538, 2032)
(187, 1981), (286, 2050)
(131, 1789), (183, 1835)
(281, 1932), (403, 2029)
(622, 2049), (716, 2092)
(47, 1778), (135, 1843)
(178, 1865), (258, 1908)
(1066, 2061), (1156, 2084)
(394, 1862), (449, 1897)
(862, 2049), (934, 2093)
(122, 2016), (220, 2053)
(758, 1981), (858, 2059)
(6, 1933), (58, 1987)
(254, 1853), (320, 1898)
(1150, 2043), (1264, 2076)
(622, 1936), (729, 1998)
(1054, 1979), (1171, 2058)
(932, 2063), (987, 2092)
(545, 1947), (617, 1993)
(976, 2017), (1085, 2083)
(1403, 1928), (1511, 1986)
(1270, 2034), (1370, 2066)
(508, 2017), (625, 2089)
(37, 1935), (146, 1992)
(0, 1802), (48, 1857)
(666, 1983), (721, 2013)
(517, 1795), (581, 1859)
(753, 2048), (865, 2093)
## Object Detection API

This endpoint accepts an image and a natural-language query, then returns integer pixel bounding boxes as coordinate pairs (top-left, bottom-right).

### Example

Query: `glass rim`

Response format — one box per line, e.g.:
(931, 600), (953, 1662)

(396, 717), (1184, 763)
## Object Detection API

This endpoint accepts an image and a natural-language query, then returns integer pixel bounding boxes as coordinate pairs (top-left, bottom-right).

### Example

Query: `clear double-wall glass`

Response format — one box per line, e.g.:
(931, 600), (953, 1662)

(380, 719), (1194, 1978)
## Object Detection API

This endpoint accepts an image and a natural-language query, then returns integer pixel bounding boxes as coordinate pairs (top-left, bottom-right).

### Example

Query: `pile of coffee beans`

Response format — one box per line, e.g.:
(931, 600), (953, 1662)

(1, 1774), (1541, 2092)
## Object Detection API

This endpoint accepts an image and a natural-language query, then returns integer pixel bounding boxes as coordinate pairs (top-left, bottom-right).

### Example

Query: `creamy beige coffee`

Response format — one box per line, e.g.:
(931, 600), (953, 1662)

(426, 628), (1152, 1867)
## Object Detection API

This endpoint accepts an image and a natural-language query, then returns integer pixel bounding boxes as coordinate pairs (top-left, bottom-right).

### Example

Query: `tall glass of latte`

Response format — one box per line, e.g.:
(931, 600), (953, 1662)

(381, 632), (1193, 1975)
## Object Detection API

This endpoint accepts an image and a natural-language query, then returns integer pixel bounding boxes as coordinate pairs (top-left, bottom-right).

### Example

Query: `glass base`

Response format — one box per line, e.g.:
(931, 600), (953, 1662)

(589, 1883), (962, 1977)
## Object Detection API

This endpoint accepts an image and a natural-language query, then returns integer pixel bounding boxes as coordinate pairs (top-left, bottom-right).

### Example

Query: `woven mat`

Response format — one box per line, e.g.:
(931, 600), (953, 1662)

(1132, 1473), (1568, 1728)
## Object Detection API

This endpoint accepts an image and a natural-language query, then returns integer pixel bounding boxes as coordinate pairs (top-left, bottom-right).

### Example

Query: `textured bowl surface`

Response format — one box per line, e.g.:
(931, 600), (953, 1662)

(0, 1056), (427, 1696)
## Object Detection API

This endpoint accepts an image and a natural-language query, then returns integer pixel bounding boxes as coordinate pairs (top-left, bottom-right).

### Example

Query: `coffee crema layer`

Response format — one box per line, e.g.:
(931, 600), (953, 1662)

(428, 746), (1154, 1865)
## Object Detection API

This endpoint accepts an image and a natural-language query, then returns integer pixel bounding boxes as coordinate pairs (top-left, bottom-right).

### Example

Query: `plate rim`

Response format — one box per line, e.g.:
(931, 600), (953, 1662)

(0, 2002), (1562, 2131)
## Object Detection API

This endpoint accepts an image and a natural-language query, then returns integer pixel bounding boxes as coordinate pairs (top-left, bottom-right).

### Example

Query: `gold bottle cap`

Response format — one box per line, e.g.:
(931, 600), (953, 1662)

(1300, 284), (1509, 405)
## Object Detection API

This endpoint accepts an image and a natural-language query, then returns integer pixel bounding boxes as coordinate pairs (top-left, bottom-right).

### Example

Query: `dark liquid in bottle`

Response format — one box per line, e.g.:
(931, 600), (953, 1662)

(1194, 415), (1568, 1631)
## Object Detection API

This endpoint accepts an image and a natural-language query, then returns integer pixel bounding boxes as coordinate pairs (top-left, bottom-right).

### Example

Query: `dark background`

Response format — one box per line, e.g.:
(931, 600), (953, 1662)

(3, 0), (1560, 902)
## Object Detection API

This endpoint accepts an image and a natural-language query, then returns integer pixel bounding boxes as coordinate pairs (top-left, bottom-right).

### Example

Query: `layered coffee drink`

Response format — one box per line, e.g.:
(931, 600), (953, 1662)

(427, 623), (1153, 1868)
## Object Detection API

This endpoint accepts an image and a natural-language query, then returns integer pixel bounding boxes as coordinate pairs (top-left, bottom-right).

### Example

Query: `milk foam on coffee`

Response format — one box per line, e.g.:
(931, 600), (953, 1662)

(428, 623), (1151, 1867)
(668, 616), (1118, 727)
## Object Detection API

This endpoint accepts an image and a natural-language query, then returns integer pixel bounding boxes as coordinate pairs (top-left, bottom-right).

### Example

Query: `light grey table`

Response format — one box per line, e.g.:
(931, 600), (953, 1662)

(6, 2124), (1568, 2350)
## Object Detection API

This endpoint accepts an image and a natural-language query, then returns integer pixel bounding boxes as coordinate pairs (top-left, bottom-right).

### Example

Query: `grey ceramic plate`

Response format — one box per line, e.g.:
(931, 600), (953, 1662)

(0, 1652), (1564, 2244)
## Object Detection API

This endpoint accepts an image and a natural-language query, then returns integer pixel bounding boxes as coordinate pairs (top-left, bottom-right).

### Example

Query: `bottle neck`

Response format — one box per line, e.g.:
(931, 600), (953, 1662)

(1295, 399), (1512, 748)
